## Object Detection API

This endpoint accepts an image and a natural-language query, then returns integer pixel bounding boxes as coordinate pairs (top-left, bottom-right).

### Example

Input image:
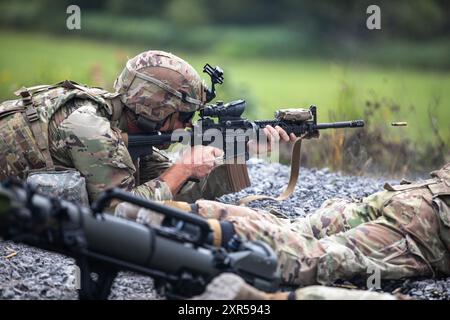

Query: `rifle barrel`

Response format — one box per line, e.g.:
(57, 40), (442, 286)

(315, 120), (365, 129)
(127, 133), (174, 147)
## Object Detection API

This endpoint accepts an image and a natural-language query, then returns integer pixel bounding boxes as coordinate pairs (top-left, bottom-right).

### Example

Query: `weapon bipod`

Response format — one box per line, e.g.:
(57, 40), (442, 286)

(76, 257), (118, 300)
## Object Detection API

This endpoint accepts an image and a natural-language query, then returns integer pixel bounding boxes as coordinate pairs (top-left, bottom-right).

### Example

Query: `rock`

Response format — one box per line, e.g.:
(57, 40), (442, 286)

(424, 285), (434, 291)
(2, 288), (15, 299)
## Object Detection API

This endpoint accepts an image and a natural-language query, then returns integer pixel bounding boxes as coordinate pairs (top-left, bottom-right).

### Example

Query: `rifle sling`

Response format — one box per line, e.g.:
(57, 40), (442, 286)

(237, 133), (306, 206)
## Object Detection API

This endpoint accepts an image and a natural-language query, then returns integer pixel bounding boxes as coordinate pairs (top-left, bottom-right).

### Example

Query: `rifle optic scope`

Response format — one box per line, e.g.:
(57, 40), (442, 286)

(199, 99), (246, 119)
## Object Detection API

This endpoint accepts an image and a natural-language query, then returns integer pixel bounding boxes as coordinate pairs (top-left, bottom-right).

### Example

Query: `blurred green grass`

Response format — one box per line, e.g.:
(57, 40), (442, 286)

(0, 30), (449, 150)
(220, 58), (450, 146)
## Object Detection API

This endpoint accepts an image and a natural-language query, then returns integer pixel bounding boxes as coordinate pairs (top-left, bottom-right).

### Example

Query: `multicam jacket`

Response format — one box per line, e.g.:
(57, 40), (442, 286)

(0, 80), (172, 203)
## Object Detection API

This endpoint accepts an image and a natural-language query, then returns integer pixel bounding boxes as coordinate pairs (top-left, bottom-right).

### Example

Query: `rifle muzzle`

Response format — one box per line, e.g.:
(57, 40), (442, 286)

(315, 120), (365, 129)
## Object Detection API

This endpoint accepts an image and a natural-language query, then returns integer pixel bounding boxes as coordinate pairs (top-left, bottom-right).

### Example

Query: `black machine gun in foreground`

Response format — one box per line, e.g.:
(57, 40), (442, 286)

(0, 179), (279, 300)
(128, 99), (365, 161)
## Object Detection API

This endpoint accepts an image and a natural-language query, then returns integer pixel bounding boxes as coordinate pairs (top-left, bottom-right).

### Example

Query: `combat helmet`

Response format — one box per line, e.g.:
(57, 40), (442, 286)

(114, 50), (207, 131)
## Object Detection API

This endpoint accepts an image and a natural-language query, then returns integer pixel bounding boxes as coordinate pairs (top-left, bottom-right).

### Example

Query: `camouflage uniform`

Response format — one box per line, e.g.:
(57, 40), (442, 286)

(0, 51), (235, 205)
(0, 83), (168, 201)
(195, 164), (450, 286)
(0, 84), (233, 204)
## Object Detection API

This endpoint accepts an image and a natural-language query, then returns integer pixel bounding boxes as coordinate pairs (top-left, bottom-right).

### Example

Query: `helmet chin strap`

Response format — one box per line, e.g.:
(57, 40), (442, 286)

(124, 102), (181, 134)
(125, 109), (161, 133)
(134, 112), (178, 134)
(136, 115), (161, 133)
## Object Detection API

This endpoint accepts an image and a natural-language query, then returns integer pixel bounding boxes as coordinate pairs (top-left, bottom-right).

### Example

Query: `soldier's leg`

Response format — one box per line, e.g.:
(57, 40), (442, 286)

(295, 185), (448, 282)
(114, 199), (435, 286)
(195, 200), (290, 226)
(193, 202), (330, 285)
(194, 190), (388, 240)
(290, 191), (388, 239)
(194, 197), (432, 285)
(226, 212), (432, 286)
(162, 188), (441, 284)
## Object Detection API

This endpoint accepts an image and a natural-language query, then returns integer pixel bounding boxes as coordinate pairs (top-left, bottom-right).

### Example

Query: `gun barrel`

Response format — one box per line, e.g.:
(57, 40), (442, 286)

(127, 133), (175, 147)
(315, 120), (365, 130)
(127, 133), (189, 161)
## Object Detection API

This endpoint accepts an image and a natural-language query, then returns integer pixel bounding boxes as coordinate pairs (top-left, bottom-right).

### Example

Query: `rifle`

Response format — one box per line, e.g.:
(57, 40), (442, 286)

(127, 64), (365, 198)
(127, 100), (365, 161)
(0, 179), (279, 300)
(127, 63), (364, 162)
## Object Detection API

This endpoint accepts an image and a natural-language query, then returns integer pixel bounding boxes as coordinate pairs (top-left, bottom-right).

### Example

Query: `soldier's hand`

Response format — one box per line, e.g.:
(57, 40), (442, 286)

(247, 125), (297, 156)
(177, 145), (223, 179)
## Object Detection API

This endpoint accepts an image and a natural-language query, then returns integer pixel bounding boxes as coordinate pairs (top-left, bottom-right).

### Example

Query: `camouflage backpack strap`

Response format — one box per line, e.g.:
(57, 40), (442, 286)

(14, 86), (55, 170)
(384, 164), (450, 193)
(383, 179), (437, 192)
(58, 80), (102, 100)
(15, 84), (54, 94)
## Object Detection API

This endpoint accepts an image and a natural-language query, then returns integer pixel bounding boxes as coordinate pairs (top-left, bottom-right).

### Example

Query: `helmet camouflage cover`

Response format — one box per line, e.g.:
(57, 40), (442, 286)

(114, 50), (206, 123)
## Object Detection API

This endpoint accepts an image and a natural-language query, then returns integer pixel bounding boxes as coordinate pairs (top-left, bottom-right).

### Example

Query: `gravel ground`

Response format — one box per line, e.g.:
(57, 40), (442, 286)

(0, 159), (448, 300)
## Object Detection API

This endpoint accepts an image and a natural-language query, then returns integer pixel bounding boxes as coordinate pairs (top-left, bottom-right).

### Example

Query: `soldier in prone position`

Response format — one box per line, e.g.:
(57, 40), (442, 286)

(117, 163), (449, 299)
(0, 50), (294, 208)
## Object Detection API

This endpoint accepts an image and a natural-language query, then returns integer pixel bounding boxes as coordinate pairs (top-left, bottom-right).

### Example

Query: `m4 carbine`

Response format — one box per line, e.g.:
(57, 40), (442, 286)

(0, 179), (280, 300)
(127, 100), (365, 161)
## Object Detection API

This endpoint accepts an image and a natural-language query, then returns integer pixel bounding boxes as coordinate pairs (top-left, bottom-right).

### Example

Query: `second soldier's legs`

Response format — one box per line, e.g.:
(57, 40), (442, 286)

(194, 190), (435, 286)
(218, 208), (432, 286)
(289, 191), (387, 239)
